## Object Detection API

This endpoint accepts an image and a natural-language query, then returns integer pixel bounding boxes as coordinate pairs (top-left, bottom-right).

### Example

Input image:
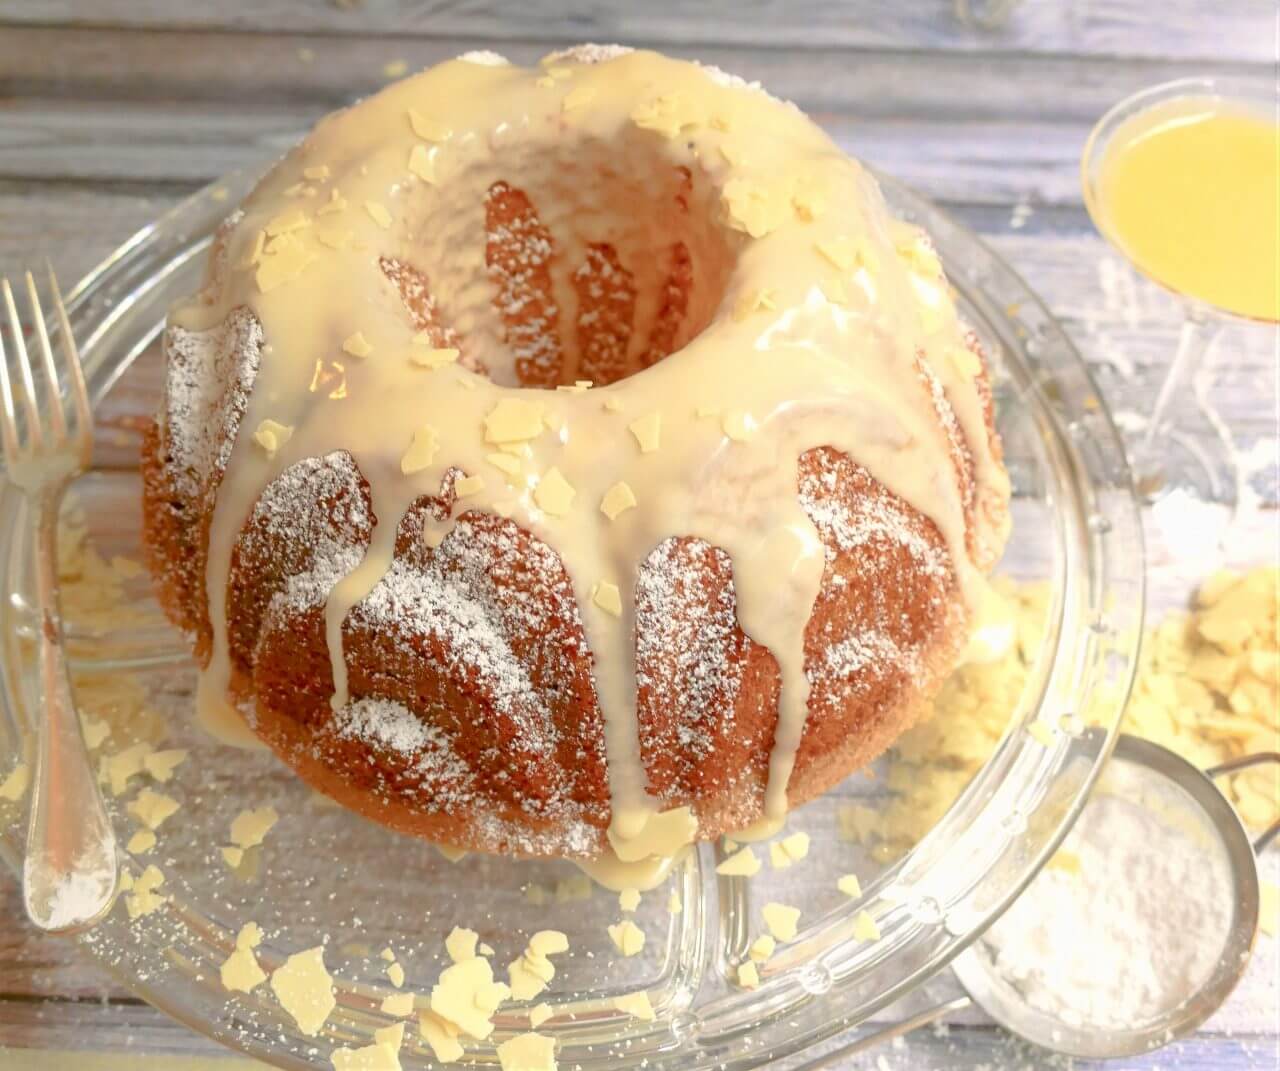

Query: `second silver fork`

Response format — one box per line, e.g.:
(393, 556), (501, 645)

(1, 267), (118, 934)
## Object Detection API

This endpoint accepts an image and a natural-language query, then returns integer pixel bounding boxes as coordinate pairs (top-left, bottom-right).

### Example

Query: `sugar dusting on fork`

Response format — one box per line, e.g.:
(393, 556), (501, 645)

(24, 849), (116, 931)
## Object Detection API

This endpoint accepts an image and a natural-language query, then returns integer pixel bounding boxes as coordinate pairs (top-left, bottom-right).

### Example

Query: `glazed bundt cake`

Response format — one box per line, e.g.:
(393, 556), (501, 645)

(141, 45), (1011, 876)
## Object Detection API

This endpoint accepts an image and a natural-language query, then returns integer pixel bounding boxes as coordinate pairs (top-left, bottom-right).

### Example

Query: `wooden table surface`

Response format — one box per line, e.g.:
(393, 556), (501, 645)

(0, 2), (1277, 1068)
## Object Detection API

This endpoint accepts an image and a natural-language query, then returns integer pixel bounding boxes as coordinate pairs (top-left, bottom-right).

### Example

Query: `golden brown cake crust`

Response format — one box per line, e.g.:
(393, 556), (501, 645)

(141, 47), (1009, 861)
(143, 413), (970, 857)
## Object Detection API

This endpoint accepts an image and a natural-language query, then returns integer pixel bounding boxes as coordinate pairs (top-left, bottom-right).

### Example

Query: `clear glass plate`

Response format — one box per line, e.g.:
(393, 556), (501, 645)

(0, 168), (1143, 1069)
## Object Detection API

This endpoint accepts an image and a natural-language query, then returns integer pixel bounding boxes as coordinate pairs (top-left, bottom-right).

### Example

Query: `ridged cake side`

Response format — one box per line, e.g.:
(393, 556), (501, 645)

(144, 345), (972, 856)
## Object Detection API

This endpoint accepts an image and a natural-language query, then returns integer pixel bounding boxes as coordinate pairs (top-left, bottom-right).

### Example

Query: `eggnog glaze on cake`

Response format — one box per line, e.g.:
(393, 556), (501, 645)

(171, 46), (1010, 870)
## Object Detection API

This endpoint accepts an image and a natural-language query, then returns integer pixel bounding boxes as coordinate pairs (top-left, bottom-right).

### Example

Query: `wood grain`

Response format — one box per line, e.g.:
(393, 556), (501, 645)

(3, 25), (1264, 111)
(0, 0), (1272, 63)
(0, 5), (1276, 1068)
(1, 96), (1258, 213)
(1, 97), (1102, 205)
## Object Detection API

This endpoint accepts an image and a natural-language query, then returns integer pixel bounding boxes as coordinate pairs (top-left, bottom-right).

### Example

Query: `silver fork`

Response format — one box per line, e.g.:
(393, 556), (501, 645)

(0, 268), (117, 934)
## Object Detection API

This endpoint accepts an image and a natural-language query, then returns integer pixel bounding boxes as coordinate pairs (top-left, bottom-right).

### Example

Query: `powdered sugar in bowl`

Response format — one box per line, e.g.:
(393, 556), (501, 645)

(954, 734), (1266, 1060)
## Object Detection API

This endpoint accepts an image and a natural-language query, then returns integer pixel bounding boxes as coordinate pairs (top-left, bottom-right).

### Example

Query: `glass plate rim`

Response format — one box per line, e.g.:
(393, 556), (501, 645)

(0, 162), (1145, 1069)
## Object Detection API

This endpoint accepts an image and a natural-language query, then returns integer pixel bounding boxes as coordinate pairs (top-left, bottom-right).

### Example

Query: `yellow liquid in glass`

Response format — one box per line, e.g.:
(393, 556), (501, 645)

(1094, 97), (1280, 321)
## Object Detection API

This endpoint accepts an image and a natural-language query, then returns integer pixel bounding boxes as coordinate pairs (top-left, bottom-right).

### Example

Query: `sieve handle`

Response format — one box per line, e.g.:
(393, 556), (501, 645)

(1205, 751), (1280, 854)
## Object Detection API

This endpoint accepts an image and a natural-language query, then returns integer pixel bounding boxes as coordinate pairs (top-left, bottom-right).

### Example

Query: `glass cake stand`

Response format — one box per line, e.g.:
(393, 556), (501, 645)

(0, 168), (1143, 1069)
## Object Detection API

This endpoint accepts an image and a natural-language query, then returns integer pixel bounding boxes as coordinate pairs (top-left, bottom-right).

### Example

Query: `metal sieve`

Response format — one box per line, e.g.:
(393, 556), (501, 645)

(804, 734), (1276, 1065)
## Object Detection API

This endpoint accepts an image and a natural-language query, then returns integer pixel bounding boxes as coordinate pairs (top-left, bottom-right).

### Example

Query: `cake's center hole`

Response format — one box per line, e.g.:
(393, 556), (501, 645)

(385, 132), (739, 389)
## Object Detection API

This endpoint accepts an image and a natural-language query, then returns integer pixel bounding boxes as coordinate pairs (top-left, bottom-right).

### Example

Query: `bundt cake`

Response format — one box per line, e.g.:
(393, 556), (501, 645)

(141, 45), (1011, 880)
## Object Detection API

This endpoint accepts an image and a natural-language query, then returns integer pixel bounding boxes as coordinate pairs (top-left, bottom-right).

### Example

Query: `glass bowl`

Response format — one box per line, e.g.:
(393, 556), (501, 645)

(0, 167), (1143, 1069)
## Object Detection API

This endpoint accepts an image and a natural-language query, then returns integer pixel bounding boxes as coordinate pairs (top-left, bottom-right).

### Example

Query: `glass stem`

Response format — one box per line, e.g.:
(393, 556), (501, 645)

(1136, 310), (1220, 461)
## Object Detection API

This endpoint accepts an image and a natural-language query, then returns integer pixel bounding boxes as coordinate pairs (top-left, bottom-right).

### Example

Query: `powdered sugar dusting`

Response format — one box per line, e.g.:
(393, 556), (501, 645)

(696, 62), (765, 96)
(917, 351), (976, 518)
(800, 457), (949, 583)
(542, 43), (634, 67)
(379, 256), (481, 372)
(231, 452), (372, 658)
(334, 697), (474, 788)
(485, 182), (563, 385)
(356, 555), (550, 743)
(468, 809), (601, 858)
(541, 41), (780, 105)
(24, 858), (114, 931)
(799, 448), (955, 704)
(573, 243), (637, 384)
(822, 629), (912, 680)
(161, 308), (262, 503)
(346, 509), (606, 827)
(636, 538), (743, 766)
(336, 696), (437, 755)
(457, 50), (509, 67)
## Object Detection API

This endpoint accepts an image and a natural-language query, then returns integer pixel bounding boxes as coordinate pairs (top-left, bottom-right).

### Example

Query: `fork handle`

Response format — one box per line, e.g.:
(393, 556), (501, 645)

(22, 485), (118, 934)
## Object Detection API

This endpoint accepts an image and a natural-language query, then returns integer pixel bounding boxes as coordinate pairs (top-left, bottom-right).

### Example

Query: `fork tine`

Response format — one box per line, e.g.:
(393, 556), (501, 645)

(1, 278), (44, 453)
(25, 272), (67, 443)
(46, 264), (91, 455)
(0, 298), (19, 465)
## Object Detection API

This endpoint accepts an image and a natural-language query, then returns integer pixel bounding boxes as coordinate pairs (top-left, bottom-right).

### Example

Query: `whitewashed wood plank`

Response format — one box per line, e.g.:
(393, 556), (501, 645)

(2, 185), (1275, 410)
(0, 997), (235, 1058)
(0, 17), (1274, 1068)
(0, 183), (171, 292)
(0, 881), (126, 1000)
(0, 99), (1098, 207)
(0, 88), (1275, 1069)
(0, 987), (1275, 1069)
(0, 1049), (257, 1070)
(4, 944), (1270, 1070)
(0, 26), (1260, 119)
(0, 0), (1272, 63)
(0, 102), (303, 186)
